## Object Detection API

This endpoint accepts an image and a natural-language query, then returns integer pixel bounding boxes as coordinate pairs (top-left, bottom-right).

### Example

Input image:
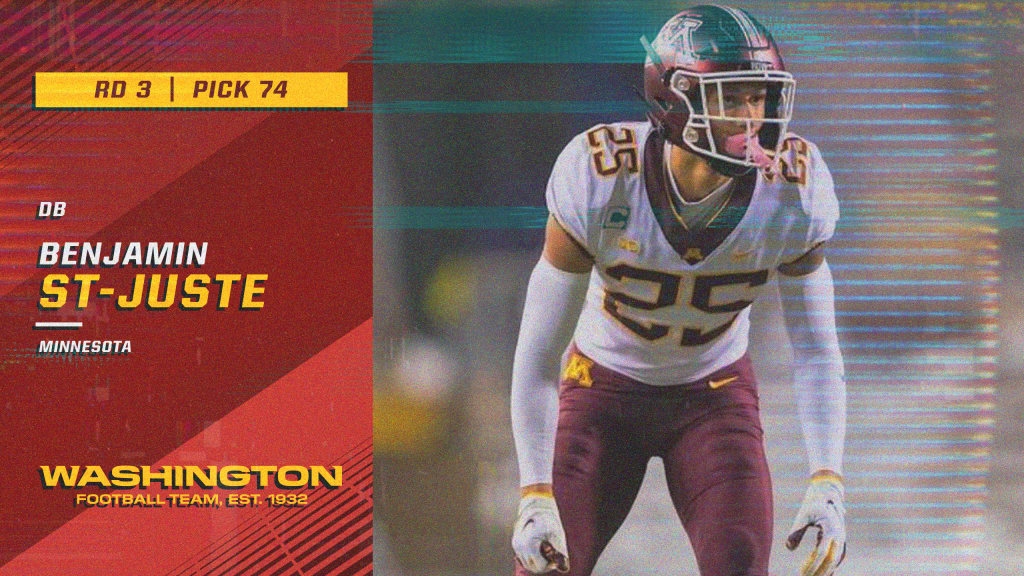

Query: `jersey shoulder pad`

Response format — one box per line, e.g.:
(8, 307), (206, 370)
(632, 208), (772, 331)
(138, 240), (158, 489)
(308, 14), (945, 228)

(546, 122), (651, 254)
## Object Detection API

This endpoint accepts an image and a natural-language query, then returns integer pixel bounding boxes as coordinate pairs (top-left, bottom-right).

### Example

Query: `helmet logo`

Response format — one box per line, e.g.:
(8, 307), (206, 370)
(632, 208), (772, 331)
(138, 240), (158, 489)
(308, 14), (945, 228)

(659, 17), (702, 63)
(684, 127), (699, 143)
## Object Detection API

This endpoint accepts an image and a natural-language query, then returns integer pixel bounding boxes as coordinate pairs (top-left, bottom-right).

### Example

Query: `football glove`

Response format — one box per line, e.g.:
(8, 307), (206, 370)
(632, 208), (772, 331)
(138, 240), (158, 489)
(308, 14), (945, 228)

(786, 473), (846, 576)
(512, 493), (569, 574)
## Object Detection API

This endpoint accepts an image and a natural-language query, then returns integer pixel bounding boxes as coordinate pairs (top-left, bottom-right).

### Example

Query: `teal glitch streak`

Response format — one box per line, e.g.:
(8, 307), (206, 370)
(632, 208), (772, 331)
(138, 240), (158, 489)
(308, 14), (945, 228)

(375, 206), (1024, 230)
(375, 206), (547, 229)
(373, 1), (1014, 64)
(368, 100), (647, 115)
(357, 100), (993, 114)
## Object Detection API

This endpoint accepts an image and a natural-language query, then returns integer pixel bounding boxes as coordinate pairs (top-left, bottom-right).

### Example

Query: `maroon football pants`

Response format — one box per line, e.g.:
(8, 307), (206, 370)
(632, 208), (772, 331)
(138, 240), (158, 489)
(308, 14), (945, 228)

(515, 347), (773, 576)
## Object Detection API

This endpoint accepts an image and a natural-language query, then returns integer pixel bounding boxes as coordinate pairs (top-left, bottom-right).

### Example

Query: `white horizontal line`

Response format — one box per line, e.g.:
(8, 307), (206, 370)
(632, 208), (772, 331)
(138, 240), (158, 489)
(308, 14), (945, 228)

(33, 322), (82, 329)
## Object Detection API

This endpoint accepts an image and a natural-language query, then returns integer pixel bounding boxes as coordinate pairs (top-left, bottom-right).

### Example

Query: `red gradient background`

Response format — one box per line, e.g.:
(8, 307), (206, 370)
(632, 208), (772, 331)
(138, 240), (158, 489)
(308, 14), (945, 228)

(0, 2), (372, 574)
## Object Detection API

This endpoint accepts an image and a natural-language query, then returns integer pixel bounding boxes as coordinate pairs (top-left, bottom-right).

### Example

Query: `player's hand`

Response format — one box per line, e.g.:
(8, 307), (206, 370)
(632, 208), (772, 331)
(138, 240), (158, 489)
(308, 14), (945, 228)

(786, 472), (846, 576)
(723, 132), (775, 171)
(512, 492), (569, 574)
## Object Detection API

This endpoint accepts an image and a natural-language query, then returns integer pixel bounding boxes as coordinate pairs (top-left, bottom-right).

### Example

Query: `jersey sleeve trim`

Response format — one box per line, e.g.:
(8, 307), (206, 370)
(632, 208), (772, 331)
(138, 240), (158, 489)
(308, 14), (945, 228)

(778, 242), (826, 277)
(551, 212), (594, 260)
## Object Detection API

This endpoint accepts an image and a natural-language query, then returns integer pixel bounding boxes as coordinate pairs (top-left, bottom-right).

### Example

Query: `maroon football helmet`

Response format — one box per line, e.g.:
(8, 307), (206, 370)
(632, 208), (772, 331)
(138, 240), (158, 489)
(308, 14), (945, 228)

(643, 5), (795, 176)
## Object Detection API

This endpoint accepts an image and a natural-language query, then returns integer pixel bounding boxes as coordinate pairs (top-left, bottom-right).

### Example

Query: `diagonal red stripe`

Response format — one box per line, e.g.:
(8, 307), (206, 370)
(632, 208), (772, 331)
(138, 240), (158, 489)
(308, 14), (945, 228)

(2, 319), (372, 575)
(311, 540), (372, 576)
(0, 94), (373, 566)
(163, 439), (371, 576)
(0, 1), (134, 108)
(0, 0), (232, 168)
(1, 2), (371, 295)
(0, 0), (214, 158)
(0, 4), (373, 567)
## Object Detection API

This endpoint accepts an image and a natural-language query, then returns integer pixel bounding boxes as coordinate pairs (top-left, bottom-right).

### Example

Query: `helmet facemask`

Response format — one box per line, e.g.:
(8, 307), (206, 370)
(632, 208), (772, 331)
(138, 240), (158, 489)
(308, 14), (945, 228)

(669, 69), (795, 173)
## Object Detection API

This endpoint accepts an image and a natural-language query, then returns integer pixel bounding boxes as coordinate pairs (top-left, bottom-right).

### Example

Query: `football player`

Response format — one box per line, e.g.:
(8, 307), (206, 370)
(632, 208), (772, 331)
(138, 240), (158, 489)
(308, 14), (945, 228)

(510, 5), (846, 576)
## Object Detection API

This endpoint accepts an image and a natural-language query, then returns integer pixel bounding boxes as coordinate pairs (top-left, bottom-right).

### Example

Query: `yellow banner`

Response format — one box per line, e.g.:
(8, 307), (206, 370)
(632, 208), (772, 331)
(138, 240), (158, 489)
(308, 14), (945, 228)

(34, 72), (348, 109)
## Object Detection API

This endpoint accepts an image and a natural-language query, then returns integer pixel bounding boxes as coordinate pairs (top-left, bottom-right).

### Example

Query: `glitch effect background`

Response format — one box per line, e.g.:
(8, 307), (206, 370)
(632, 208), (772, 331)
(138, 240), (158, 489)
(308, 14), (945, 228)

(373, 1), (1024, 575)
(0, 2), (371, 575)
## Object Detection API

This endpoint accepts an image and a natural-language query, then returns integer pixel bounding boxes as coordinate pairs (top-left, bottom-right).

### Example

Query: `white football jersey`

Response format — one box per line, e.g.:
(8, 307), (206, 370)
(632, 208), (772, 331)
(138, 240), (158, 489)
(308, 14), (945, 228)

(546, 121), (838, 386)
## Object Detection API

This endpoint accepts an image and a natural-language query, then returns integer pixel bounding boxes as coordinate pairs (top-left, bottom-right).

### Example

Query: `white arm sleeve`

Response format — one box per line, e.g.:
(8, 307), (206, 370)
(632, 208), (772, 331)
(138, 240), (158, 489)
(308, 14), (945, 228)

(511, 256), (590, 486)
(779, 259), (846, 475)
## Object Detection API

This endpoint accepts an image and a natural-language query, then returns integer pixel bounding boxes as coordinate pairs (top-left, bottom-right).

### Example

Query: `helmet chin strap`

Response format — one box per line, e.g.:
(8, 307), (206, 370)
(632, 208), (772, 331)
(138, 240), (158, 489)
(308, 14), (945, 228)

(707, 155), (756, 177)
(658, 118), (771, 178)
(664, 125), (756, 178)
(669, 126), (754, 178)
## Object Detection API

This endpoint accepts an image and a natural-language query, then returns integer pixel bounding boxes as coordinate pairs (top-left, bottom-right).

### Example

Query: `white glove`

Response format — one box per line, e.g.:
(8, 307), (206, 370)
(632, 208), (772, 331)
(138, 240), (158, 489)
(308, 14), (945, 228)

(786, 474), (846, 576)
(512, 493), (569, 574)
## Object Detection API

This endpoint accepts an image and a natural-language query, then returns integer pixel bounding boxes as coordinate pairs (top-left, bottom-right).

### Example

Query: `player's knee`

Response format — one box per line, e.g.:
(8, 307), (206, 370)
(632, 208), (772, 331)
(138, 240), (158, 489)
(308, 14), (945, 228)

(700, 526), (768, 576)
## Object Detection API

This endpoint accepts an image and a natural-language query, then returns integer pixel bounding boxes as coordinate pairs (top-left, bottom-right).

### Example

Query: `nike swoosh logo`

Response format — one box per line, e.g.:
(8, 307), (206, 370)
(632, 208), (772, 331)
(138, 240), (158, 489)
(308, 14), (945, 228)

(708, 375), (738, 389)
